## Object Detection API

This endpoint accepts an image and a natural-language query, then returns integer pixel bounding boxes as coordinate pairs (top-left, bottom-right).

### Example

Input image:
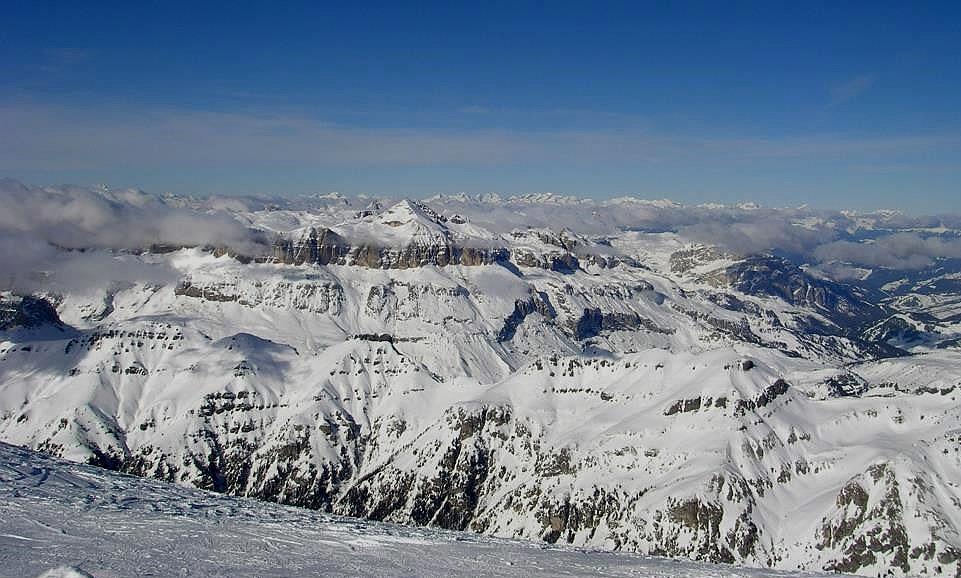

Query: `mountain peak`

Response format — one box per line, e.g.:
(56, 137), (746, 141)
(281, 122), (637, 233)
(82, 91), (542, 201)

(378, 199), (446, 228)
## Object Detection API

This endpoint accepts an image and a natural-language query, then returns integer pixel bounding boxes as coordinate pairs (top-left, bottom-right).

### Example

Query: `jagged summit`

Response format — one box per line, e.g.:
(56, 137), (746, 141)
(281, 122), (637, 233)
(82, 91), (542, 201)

(352, 198), (453, 246)
(376, 199), (446, 227)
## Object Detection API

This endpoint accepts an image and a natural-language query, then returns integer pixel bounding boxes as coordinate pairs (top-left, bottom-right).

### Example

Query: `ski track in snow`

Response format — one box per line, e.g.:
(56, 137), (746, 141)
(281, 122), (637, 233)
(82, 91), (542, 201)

(0, 443), (841, 578)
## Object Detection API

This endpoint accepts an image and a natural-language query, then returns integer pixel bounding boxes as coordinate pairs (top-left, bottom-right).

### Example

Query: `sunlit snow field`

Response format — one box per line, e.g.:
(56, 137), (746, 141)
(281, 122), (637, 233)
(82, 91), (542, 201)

(0, 443), (843, 578)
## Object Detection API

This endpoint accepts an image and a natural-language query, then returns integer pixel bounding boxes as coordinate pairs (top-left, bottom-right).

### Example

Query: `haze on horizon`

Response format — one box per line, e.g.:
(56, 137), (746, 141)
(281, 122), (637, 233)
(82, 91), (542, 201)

(1, 2), (959, 213)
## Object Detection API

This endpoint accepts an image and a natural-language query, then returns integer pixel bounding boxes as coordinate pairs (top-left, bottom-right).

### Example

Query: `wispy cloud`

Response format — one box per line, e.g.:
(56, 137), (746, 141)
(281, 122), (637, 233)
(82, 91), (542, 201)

(0, 101), (952, 174)
(36, 47), (95, 78)
(829, 74), (877, 107)
(42, 47), (94, 65)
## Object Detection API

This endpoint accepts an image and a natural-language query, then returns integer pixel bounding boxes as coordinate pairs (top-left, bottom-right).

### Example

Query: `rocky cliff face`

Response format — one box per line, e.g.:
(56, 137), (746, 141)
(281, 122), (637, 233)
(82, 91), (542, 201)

(271, 227), (510, 269)
(0, 294), (65, 331)
(266, 201), (630, 274)
(269, 201), (512, 269)
(722, 256), (886, 330)
(6, 327), (959, 577)
(5, 199), (961, 577)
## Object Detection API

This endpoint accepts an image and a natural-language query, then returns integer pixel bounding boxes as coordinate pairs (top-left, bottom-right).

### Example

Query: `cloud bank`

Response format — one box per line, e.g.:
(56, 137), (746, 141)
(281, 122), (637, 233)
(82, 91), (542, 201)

(0, 178), (265, 253)
(426, 193), (961, 273)
(0, 179), (267, 292)
(2, 176), (960, 294)
(814, 233), (961, 270)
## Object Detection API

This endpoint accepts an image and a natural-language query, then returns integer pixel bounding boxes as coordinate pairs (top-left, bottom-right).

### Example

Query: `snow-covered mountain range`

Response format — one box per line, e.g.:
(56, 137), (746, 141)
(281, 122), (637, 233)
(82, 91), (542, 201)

(3, 180), (961, 576)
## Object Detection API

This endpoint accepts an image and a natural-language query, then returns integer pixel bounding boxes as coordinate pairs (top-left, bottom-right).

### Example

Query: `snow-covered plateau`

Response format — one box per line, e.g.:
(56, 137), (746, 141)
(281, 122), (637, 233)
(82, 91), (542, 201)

(3, 181), (961, 576)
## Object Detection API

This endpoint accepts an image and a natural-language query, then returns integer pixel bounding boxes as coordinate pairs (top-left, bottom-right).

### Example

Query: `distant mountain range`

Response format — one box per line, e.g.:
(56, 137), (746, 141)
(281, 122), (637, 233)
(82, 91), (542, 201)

(3, 181), (961, 576)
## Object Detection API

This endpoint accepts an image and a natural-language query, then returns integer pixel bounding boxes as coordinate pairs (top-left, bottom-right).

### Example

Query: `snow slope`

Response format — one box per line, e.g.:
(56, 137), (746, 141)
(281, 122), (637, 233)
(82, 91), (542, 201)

(0, 442), (844, 578)
(3, 193), (961, 576)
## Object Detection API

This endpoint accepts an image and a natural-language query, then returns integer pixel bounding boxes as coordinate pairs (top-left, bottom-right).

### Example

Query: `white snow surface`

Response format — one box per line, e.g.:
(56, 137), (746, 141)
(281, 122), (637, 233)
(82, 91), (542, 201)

(0, 443), (842, 578)
(3, 194), (961, 577)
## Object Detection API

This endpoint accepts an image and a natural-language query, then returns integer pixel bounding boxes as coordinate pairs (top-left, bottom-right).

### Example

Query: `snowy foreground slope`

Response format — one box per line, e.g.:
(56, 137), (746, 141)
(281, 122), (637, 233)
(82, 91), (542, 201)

(0, 442), (839, 578)
(4, 185), (961, 576)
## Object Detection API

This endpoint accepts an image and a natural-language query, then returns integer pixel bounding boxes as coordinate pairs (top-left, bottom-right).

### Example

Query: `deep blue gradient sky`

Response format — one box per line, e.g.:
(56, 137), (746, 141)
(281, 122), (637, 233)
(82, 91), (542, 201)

(2, 1), (959, 211)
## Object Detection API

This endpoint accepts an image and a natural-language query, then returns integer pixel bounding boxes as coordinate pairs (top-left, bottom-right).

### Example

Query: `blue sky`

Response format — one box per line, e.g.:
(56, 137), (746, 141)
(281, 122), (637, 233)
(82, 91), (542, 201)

(2, 1), (959, 211)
